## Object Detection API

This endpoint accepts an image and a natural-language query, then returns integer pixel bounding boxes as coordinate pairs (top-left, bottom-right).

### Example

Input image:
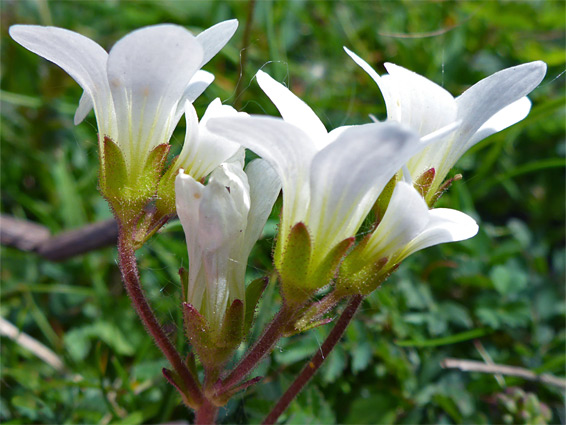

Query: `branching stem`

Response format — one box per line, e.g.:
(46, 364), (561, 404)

(262, 295), (364, 425)
(117, 232), (203, 407)
(219, 306), (295, 394)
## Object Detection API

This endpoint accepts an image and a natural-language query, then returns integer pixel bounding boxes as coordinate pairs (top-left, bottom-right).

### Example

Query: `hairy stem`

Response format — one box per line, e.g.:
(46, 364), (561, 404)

(262, 295), (364, 425)
(117, 233), (203, 407)
(194, 398), (219, 425)
(219, 306), (294, 394)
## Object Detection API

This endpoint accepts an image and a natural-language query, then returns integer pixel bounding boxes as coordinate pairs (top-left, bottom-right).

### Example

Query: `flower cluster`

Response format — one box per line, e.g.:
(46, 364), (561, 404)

(10, 20), (547, 412)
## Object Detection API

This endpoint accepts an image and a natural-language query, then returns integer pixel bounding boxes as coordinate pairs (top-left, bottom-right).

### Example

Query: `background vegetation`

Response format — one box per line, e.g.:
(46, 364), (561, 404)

(1, 1), (564, 423)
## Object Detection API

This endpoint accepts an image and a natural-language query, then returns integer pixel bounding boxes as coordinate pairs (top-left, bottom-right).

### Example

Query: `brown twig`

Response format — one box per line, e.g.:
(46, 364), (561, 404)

(0, 316), (65, 372)
(0, 214), (118, 261)
(441, 358), (566, 390)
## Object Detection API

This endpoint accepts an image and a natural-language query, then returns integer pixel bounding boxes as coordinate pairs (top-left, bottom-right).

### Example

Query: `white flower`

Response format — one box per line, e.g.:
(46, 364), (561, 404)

(344, 48), (547, 202)
(207, 71), (456, 279)
(362, 181), (478, 267)
(174, 98), (243, 182)
(175, 151), (280, 330)
(9, 20), (238, 177)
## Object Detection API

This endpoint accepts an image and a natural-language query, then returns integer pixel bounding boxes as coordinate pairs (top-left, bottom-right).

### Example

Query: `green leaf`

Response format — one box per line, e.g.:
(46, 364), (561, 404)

(351, 341), (373, 373)
(490, 263), (528, 295)
(244, 277), (268, 336)
(344, 394), (398, 424)
(395, 328), (493, 347)
(322, 345), (346, 383)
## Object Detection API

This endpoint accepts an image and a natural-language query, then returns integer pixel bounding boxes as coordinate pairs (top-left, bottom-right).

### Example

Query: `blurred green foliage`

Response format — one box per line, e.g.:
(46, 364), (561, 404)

(1, 1), (564, 424)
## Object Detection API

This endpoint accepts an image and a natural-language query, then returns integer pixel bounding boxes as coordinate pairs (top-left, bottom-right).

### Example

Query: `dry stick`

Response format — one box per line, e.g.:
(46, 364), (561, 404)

(0, 316), (65, 372)
(262, 295), (364, 425)
(441, 358), (566, 390)
(38, 218), (118, 261)
(117, 235), (203, 407)
(0, 214), (118, 261)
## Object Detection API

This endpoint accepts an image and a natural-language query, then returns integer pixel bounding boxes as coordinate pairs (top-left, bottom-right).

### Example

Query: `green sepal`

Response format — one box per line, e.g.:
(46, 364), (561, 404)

(179, 268), (189, 304)
(292, 291), (342, 335)
(186, 351), (199, 383)
(99, 138), (170, 231)
(142, 143), (170, 187)
(337, 257), (389, 296)
(155, 157), (181, 218)
(243, 277), (268, 337)
(414, 167), (435, 198)
(310, 236), (355, 291)
(279, 222), (312, 305)
(279, 224), (355, 305)
(127, 144), (170, 244)
(183, 300), (244, 371)
(336, 237), (389, 296)
(372, 173), (398, 224)
(285, 316), (334, 337)
(219, 299), (245, 351)
(183, 301), (214, 369)
(99, 136), (128, 207)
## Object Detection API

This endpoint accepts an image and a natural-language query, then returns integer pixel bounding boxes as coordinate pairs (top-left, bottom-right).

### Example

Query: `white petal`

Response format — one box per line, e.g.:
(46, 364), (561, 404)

(176, 99), (242, 180)
(200, 163), (250, 324)
(344, 47), (382, 88)
(185, 70), (215, 102)
(406, 120), (462, 187)
(74, 91), (94, 125)
(177, 100), (201, 169)
(196, 19), (238, 67)
(199, 165), (249, 252)
(365, 182), (478, 264)
(326, 124), (354, 144)
(243, 159), (281, 257)
(173, 70), (215, 125)
(107, 24), (204, 165)
(467, 96), (532, 148)
(227, 159), (280, 305)
(401, 208), (478, 260)
(382, 63), (457, 136)
(9, 25), (113, 133)
(256, 70), (329, 147)
(207, 115), (316, 232)
(308, 122), (421, 257)
(175, 171), (206, 310)
(364, 182), (430, 261)
(455, 61), (547, 144)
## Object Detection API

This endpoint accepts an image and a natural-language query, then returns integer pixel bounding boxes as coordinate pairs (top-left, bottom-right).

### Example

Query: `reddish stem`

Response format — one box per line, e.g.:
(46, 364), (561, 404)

(194, 398), (219, 425)
(262, 295), (364, 425)
(117, 233), (203, 407)
(219, 306), (294, 394)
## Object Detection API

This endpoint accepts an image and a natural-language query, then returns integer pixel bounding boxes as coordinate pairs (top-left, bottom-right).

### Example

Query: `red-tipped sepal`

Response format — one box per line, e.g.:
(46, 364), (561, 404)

(162, 367), (200, 409)
(414, 167), (435, 199)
